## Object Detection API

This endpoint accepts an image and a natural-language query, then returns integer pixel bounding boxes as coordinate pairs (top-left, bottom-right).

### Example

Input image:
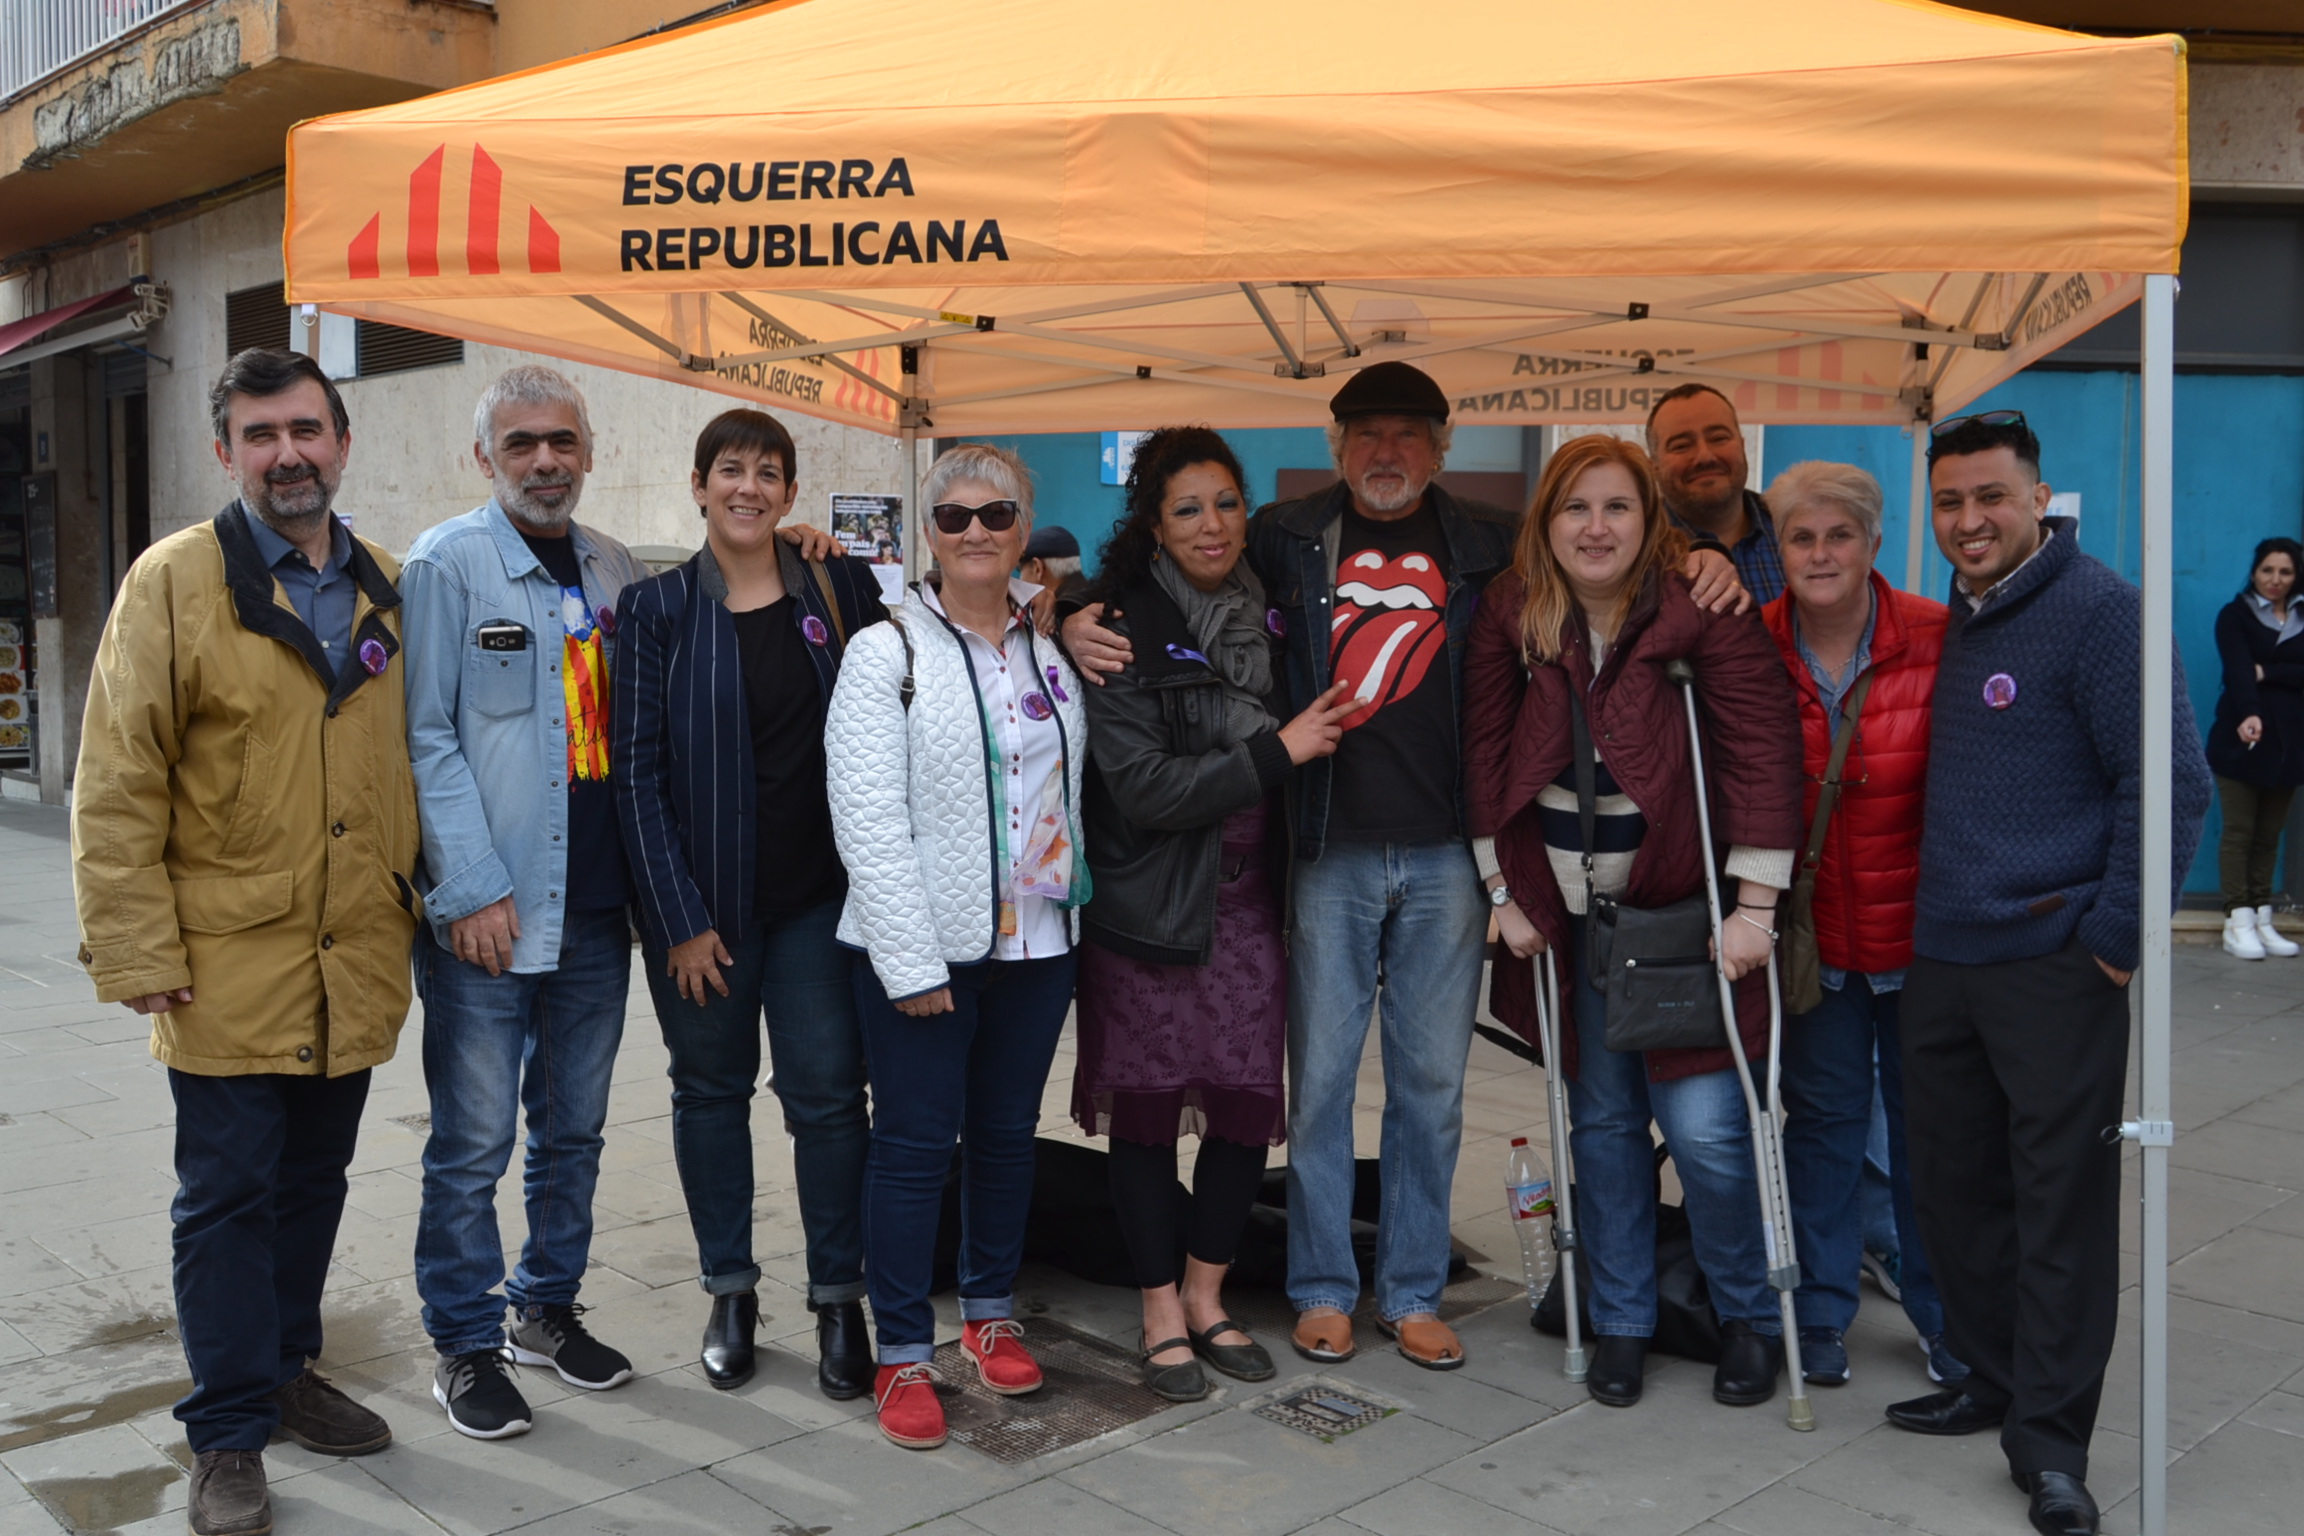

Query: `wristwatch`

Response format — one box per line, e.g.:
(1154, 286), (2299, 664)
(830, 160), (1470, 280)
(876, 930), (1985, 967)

(1488, 884), (1513, 908)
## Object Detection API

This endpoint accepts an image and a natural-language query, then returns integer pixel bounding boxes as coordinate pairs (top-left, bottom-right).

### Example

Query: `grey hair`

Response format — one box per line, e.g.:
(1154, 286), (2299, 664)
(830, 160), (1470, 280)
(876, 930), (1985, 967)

(1033, 555), (1082, 582)
(473, 365), (594, 462)
(1325, 416), (1453, 472)
(1766, 460), (1884, 545)
(923, 442), (1035, 522)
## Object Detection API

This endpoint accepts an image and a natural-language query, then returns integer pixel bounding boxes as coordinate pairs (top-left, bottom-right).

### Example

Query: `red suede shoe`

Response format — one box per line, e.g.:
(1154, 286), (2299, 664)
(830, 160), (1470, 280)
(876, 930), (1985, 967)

(873, 1364), (946, 1450)
(960, 1319), (1043, 1395)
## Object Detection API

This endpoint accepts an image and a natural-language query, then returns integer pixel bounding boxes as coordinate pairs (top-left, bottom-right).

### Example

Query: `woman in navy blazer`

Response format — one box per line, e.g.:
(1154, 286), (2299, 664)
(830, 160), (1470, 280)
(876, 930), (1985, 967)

(611, 409), (888, 1398)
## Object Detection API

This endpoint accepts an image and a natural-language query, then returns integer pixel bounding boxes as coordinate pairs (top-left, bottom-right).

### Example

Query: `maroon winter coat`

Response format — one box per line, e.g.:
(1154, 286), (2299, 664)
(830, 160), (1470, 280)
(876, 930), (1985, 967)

(1466, 567), (1802, 1084)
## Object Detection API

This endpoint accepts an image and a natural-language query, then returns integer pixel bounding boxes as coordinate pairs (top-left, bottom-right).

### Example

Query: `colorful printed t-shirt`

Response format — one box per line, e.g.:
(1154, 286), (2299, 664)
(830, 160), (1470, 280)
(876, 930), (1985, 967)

(1324, 501), (1460, 843)
(522, 530), (629, 910)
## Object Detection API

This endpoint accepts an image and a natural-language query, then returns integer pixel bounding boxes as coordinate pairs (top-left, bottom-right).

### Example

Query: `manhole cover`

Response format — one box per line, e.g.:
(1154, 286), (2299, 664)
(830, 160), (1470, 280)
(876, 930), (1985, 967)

(1253, 1384), (1393, 1441)
(928, 1318), (1172, 1463)
(390, 1113), (430, 1132)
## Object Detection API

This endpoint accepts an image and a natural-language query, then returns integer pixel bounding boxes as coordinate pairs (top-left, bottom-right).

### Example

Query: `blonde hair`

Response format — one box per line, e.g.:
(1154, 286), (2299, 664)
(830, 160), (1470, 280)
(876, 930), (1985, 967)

(1512, 435), (1688, 665)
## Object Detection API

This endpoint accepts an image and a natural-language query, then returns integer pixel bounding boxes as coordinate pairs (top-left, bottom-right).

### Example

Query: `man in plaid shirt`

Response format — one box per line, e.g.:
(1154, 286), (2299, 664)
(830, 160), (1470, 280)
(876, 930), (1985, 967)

(1648, 383), (1784, 604)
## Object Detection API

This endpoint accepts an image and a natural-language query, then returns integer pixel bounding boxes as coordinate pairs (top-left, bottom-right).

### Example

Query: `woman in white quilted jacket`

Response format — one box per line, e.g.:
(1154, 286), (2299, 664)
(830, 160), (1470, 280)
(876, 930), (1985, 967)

(825, 442), (1089, 1452)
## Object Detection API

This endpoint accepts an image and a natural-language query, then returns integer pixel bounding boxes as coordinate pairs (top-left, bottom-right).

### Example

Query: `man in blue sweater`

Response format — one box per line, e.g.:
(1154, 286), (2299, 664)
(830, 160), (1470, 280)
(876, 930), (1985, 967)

(1886, 412), (2211, 1536)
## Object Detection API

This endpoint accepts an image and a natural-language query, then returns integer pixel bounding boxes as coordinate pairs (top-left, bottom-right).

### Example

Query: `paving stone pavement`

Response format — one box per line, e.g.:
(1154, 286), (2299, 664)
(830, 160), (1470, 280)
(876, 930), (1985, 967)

(2, 794), (2299, 1536)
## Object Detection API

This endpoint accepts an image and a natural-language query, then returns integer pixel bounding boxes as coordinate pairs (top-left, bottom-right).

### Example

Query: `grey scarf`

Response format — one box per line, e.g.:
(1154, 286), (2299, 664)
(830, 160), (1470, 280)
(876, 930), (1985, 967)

(1151, 552), (1276, 745)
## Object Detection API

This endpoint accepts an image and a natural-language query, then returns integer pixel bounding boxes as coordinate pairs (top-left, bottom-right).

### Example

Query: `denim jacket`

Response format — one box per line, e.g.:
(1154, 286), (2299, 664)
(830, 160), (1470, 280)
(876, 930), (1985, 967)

(400, 499), (650, 972)
(1246, 481), (1517, 862)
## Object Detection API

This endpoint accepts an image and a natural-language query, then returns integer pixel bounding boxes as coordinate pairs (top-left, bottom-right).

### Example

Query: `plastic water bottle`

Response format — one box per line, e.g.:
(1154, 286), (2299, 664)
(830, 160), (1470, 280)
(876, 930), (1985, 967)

(1505, 1136), (1556, 1307)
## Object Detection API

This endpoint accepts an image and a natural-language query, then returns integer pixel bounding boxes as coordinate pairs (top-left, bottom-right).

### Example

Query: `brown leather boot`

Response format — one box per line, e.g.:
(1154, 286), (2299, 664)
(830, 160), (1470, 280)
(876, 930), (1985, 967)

(273, 1368), (392, 1455)
(188, 1449), (272, 1536)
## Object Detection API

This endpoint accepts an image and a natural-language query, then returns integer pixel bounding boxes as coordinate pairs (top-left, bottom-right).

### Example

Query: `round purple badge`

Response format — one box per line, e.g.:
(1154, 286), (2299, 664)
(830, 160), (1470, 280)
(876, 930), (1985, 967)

(1983, 672), (2018, 710)
(1265, 607), (1287, 639)
(1019, 691), (1055, 722)
(801, 614), (830, 646)
(596, 605), (616, 637)
(358, 637), (389, 676)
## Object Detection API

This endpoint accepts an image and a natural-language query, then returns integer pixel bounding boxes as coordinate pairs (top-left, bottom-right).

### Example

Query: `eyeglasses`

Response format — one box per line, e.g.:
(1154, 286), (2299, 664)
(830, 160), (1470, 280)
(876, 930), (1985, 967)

(1930, 410), (2028, 438)
(931, 500), (1021, 535)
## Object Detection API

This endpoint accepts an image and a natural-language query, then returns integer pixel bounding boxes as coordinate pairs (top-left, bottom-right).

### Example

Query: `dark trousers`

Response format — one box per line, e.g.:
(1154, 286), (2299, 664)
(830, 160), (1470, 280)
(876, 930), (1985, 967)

(1106, 1136), (1270, 1291)
(2216, 776), (2296, 911)
(854, 952), (1077, 1365)
(1902, 937), (2129, 1479)
(168, 1067), (371, 1452)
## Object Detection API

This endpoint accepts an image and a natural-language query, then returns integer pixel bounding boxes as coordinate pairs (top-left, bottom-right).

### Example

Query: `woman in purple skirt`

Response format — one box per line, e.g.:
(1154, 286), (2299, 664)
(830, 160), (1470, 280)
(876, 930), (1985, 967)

(1072, 427), (1365, 1400)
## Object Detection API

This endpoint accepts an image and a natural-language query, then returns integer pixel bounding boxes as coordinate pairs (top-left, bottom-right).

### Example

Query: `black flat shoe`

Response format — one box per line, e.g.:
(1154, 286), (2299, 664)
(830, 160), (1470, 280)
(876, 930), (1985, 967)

(701, 1291), (758, 1389)
(1187, 1319), (1275, 1383)
(816, 1300), (873, 1401)
(1712, 1320), (1782, 1406)
(2014, 1470), (2101, 1536)
(1586, 1335), (1649, 1407)
(1886, 1387), (2008, 1436)
(1141, 1336), (1209, 1402)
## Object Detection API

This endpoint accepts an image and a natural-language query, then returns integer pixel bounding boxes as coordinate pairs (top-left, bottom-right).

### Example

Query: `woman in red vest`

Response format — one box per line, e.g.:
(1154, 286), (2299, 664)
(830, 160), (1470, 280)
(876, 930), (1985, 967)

(1758, 460), (1959, 1393)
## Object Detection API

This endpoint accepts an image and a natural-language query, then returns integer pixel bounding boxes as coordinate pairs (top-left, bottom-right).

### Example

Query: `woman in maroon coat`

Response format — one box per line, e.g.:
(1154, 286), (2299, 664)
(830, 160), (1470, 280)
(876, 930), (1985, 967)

(1466, 434), (1801, 1411)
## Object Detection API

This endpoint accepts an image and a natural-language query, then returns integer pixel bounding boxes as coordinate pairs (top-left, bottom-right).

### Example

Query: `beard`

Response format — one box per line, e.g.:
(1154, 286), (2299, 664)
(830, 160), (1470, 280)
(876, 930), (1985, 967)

(1350, 463), (1431, 515)
(244, 463), (335, 535)
(501, 470), (581, 530)
(1664, 465), (1744, 531)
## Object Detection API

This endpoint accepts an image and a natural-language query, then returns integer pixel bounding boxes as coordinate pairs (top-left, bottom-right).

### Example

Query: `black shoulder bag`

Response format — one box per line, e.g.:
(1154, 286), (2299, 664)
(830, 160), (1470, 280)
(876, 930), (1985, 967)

(1570, 683), (1728, 1052)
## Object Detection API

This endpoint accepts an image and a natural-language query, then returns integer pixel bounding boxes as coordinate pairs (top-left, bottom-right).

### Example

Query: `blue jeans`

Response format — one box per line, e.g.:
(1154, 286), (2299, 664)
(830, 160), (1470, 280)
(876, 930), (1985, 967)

(1782, 975), (1944, 1337)
(854, 952), (1076, 1365)
(168, 1068), (369, 1452)
(1285, 840), (1485, 1321)
(414, 904), (630, 1355)
(1566, 918), (1777, 1337)
(644, 899), (867, 1305)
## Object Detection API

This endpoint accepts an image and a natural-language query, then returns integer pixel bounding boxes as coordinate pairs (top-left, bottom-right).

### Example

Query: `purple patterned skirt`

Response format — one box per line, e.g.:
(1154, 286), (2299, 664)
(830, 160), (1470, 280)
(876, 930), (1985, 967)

(1071, 795), (1286, 1147)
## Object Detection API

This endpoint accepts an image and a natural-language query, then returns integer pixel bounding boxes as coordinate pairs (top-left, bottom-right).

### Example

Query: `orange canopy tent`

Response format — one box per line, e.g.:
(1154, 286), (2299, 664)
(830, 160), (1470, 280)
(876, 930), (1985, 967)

(282, 0), (2184, 437)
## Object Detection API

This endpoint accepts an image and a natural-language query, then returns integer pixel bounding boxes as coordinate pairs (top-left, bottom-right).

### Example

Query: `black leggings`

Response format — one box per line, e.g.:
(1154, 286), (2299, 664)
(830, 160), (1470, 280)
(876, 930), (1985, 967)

(1106, 1135), (1270, 1291)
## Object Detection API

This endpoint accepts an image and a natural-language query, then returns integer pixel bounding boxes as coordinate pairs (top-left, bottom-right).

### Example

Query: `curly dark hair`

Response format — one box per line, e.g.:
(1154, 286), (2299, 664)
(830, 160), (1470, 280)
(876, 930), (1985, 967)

(1091, 426), (1250, 602)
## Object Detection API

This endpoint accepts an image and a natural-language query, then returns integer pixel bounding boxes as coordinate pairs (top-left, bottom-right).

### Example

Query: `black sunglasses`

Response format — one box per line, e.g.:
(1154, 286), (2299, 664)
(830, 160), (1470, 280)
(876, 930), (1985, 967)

(931, 499), (1021, 535)
(1930, 409), (2028, 438)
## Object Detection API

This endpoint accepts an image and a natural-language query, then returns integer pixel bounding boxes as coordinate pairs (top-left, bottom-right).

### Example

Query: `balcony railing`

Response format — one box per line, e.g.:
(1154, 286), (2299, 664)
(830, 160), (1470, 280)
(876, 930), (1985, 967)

(1, 0), (202, 105)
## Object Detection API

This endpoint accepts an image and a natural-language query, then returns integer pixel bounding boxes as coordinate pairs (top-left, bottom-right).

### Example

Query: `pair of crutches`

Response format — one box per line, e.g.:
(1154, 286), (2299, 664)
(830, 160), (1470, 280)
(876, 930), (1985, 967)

(1526, 659), (1812, 1431)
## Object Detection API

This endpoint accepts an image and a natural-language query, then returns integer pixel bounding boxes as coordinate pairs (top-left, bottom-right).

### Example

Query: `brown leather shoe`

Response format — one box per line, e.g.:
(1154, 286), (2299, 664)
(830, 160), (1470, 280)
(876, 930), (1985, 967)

(1291, 1307), (1356, 1363)
(188, 1449), (272, 1536)
(273, 1367), (392, 1455)
(1380, 1313), (1465, 1371)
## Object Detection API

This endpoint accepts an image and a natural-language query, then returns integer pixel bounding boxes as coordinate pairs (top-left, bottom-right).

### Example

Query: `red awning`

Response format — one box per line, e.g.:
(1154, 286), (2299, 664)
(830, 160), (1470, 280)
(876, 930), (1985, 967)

(0, 284), (139, 361)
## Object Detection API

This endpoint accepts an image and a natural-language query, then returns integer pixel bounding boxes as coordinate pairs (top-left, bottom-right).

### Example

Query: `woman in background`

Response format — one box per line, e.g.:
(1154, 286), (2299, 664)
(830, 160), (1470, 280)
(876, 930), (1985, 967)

(2207, 536), (2304, 959)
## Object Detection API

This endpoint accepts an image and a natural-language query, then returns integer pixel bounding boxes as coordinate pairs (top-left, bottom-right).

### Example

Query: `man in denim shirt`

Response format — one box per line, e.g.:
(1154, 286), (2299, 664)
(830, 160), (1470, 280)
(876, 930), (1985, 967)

(400, 366), (651, 1440)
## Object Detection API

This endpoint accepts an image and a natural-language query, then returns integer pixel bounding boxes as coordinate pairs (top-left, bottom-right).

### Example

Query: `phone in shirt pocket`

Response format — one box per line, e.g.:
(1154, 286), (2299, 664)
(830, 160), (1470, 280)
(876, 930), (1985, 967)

(468, 619), (534, 717)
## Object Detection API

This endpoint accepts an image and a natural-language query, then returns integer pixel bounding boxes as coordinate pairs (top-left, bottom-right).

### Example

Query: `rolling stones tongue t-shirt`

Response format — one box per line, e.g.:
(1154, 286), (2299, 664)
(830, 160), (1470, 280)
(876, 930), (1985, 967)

(1324, 502), (1459, 843)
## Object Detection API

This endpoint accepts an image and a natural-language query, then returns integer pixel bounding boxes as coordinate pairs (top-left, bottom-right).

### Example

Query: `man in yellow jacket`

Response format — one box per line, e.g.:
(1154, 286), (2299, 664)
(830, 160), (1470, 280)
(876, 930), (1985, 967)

(72, 349), (420, 1536)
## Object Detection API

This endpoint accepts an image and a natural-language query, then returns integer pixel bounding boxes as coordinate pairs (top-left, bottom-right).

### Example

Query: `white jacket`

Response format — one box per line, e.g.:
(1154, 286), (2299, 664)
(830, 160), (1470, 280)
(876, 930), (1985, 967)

(826, 594), (1089, 1000)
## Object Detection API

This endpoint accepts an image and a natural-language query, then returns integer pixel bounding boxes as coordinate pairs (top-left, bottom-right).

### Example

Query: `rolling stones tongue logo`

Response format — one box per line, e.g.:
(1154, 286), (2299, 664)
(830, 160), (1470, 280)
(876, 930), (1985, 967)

(1331, 548), (1446, 730)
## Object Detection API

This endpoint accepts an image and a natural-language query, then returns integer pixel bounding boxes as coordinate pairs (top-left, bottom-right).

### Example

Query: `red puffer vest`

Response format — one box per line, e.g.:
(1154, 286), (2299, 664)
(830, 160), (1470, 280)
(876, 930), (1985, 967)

(1762, 573), (1949, 976)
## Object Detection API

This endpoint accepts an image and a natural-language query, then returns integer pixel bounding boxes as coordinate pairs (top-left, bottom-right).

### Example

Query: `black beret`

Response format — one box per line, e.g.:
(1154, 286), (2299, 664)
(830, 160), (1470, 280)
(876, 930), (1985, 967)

(1328, 361), (1450, 423)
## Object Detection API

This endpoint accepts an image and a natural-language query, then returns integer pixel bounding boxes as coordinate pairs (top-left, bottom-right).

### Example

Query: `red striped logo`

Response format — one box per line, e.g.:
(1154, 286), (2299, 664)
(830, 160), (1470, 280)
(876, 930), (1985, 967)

(348, 144), (560, 280)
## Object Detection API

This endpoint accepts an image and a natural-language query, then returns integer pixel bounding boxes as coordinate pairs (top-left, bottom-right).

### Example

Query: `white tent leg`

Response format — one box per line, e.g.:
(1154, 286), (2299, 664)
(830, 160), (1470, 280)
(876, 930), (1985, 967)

(902, 427), (922, 583)
(1905, 423), (1930, 594)
(2131, 270), (2176, 1536)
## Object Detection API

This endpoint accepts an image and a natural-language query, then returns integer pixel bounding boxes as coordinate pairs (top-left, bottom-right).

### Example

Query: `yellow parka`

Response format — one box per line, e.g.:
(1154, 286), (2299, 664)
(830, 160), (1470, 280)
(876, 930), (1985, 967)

(72, 505), (421, 1077)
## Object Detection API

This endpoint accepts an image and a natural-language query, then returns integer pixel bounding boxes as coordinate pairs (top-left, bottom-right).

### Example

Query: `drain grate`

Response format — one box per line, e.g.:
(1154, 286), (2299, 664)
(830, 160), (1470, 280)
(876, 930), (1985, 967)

(929, 1318), (1173, 1464)
(1253, 1384), (1393, 1441)
(389, 1113), (430, 1132)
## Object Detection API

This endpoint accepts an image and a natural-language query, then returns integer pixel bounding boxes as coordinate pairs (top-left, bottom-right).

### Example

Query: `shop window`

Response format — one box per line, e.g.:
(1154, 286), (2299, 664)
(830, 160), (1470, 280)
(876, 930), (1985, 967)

(2045, 201), (2304, 372)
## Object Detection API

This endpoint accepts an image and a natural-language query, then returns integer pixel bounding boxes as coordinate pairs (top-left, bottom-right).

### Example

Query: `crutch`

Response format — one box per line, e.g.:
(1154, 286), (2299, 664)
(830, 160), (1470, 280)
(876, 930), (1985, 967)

(1664, 658), (1814, 1433)
(1536, 946), (1588, 1383)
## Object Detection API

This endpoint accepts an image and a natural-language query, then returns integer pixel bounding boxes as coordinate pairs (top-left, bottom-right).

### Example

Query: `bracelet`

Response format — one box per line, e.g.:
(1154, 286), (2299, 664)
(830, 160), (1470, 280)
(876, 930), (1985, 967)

(1735, 910), (1779, 941)
(1736, 900), (1779, 913)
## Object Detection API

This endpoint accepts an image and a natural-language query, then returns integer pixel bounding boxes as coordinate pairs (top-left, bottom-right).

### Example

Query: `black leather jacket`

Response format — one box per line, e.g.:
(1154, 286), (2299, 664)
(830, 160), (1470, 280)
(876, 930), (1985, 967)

(1079, 577), (1295, 966)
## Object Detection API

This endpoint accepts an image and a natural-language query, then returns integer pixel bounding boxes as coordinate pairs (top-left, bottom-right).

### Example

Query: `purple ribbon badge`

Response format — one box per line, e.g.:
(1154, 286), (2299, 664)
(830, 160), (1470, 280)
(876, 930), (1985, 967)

(1265, 607), (1287, 639)
(1983, 672), (2018, 710)
(1019, 691), (1055, 721)
(1043, 665), (1070, 704)
(358, 637), (390, 677)
(801, 614), (830, 647)
(1166, 643), (1210, 667)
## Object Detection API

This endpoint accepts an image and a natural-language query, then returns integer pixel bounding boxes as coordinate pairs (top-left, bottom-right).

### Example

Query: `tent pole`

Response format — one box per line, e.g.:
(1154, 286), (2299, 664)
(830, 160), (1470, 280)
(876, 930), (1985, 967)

(2131, 270), (2176, 1536)
(1904, 423), (1930, 594)
(902, 428), (922, 583)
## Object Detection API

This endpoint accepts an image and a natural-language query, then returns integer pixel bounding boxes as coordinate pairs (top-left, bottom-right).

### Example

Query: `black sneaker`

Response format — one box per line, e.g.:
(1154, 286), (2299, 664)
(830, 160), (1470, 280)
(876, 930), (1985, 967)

(508, 1303), (633, 1390)
(432, 1348), (534, 1440)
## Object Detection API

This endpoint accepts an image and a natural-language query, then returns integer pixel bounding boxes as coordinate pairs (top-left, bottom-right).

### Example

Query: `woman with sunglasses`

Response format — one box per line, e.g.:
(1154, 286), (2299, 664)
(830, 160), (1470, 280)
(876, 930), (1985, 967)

(825, 443), (1089, 1451)
(2207, 536), (2304, 959)
(1069, 428), (1364, 1401)
(611, 409), (886, 1398)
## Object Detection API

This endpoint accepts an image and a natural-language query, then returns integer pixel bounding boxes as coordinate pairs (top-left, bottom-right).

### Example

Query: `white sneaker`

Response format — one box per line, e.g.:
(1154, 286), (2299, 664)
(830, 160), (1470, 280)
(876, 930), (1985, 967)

(2225, 909), (2267, 961)
(2255, 905), (2299, 957)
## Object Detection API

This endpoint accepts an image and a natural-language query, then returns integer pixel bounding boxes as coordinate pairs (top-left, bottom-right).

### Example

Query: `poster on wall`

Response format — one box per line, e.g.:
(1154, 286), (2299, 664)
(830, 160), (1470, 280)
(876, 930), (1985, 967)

(830, 494), (905, 604)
